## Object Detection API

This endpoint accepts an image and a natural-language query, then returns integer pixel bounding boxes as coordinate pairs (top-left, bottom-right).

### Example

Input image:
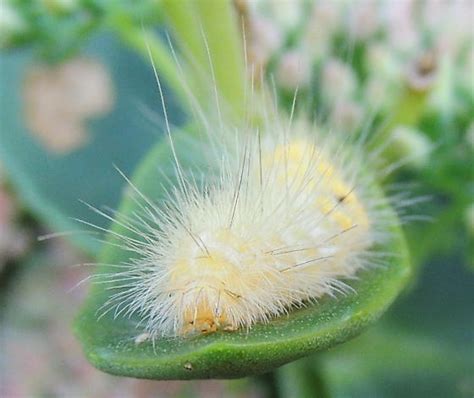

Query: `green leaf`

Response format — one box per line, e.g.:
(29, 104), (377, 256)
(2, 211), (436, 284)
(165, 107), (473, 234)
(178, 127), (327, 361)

(75, 129), (411, 380)
(0, 32), (182, 255)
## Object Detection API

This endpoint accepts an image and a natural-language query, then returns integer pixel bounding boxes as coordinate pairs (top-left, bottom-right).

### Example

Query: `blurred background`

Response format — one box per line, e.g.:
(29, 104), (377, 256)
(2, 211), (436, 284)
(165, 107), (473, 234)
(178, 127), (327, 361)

(0, 1), (473, 397)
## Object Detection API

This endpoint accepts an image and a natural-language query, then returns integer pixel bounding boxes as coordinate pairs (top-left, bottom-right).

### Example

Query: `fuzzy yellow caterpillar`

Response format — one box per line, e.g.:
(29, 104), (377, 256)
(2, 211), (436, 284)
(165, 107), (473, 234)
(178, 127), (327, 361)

(88, 13), (401, 338)
(97, 113), (395, 338)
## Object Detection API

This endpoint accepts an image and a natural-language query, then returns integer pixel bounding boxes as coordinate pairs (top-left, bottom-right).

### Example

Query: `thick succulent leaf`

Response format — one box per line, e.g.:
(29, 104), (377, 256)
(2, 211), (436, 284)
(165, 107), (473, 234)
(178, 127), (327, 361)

(75, 131), (412, 380)
(0, 32), (181, 255)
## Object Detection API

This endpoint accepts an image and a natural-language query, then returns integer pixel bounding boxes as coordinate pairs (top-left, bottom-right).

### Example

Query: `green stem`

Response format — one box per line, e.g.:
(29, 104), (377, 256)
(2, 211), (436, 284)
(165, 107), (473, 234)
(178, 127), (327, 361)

(255, 371), (280, 398)
(162, 0), (246, 122)
(195, 0), (246, 120)
(276, 357), (330, 398)
(161, 0), (208, 70)
(108, 14), (189, 108)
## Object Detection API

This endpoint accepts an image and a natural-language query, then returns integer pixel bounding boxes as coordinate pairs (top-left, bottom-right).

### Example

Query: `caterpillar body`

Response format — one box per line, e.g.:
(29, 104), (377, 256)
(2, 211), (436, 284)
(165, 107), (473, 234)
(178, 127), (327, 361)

(98, 112), (394, 338)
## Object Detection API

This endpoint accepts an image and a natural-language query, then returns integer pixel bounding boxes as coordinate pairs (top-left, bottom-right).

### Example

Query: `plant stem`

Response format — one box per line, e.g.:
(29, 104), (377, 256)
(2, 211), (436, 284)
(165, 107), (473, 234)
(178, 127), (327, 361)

(108, 14), (189, 108)
(162, 0), (246, 121)
(275, 357), (330, 398)
(255, 371), (280, 398)
(195, 0), (246, 120)
(161, 0), (208, 70)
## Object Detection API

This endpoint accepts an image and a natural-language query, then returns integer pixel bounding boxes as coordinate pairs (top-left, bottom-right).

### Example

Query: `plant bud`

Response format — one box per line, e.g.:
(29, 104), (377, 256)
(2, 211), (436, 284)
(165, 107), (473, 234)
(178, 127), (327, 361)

(390, 126), (432, 169)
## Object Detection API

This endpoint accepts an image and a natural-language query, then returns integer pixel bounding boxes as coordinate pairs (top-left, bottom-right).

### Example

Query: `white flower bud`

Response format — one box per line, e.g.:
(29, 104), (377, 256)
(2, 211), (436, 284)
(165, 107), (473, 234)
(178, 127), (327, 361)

(423, 0), (473, 58)
(267, 0), (304, 30)
(366, 43), (401, 80)
(303, 2), (341, 60)
(321, 58), (357, 105)
(364, 76), (398, 113)
(384, 0), (419, 53)
(22, 57), (115, 154)
(348, 1), (380, 40)
(390, 126), (432, 169)
(406, 52), (438, 93)
(246, 15), (282, 76)
(249, 16), (282, 58)
(329, 100), (364, 133)
(276, 50), (311, 91)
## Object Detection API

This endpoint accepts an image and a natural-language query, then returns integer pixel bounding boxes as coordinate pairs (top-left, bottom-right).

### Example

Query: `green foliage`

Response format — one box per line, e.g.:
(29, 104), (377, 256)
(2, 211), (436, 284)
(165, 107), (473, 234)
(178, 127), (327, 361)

(0, 32), (181, 254)
(1, 0), (163, 61)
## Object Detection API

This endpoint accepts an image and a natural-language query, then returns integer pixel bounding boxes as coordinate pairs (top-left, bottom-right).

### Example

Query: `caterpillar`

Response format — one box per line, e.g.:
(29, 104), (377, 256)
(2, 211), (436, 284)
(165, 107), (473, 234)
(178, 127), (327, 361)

(86, 3), (419, 339)
(93, 100), (397, 338)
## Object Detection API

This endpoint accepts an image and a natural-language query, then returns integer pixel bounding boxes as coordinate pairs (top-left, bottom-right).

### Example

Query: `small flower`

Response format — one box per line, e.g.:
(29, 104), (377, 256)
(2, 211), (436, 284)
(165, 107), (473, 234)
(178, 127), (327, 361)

(405, 51), (438, 93)
(265, 0), (304, 31)
(384, 0), (419, 53)
(321, 58), (357, 105)
(329, 100), (364, 133)
(303, 2), (341, 60)
(245, 15), (282, 81)
(363, 76), (396, 112)
(22, 57), (115, 154)
(248, 15), (282, 60)
(366, 43), (402, 81)
(276, 50), (311, 91)
(347, 0), (380, 40)
(390, 126), (432, 170)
